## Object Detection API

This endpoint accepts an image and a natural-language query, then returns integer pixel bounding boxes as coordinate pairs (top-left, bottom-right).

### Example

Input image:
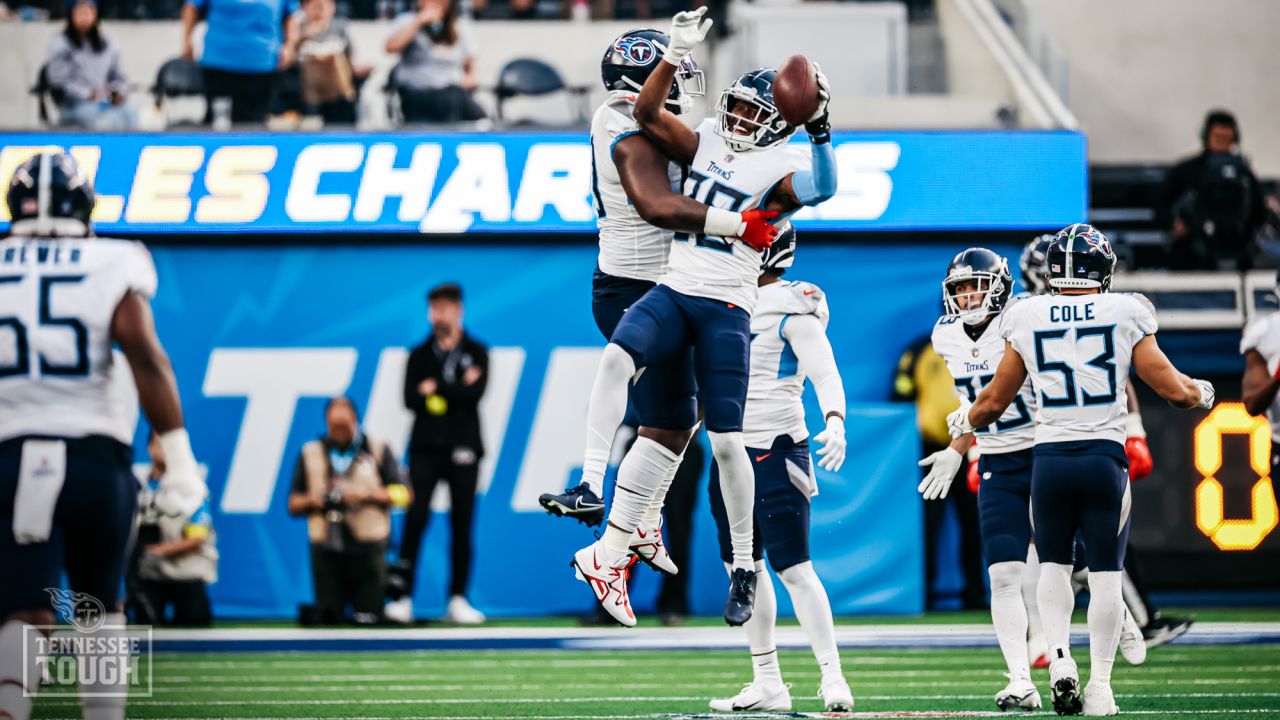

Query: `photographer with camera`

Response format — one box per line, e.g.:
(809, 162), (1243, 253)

(288, 397), (409, 625)
(1160, 109), (1266, 270)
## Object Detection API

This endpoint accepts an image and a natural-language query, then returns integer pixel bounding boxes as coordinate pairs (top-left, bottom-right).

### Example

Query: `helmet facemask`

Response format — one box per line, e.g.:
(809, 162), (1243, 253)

(715, 88), (786, 153)
(944, 272), (1005, 326)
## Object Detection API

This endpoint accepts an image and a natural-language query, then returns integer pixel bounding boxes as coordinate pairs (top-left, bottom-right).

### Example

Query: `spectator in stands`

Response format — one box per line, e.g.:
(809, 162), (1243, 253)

(1161, 109), (1266, 271)
(386, 283), (488, 625)
(182, 0), (299, 125)
(288, 397), (409, 625)
(127, 432), (218, 626)
(286, 0), (371, 124)
(44, 0), (136, 130)
(385, 0), (485, 123)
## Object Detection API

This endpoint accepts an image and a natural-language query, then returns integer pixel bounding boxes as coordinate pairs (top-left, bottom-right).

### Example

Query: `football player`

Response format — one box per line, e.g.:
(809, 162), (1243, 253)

(916, 247), (1044, 711)
(705, 228), (853, 713)
(0, 152), (206, 720)
(1241, 269), (1280, 510)
(569, 6), (839, 628)
(949, 224), (1214, 716)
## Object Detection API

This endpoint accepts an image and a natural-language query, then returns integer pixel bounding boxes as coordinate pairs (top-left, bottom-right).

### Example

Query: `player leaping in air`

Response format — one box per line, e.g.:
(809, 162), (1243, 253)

(948, 225), (1213, 716)
(565, 7), (839, 628)
(0, 152), (206, 720)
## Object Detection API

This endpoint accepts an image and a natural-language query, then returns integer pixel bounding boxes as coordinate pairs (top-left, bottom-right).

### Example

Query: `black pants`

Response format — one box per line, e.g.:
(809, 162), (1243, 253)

(655, 434), (704, 616)
(202, 67), (279, 125)
(129, 579), (212, 626)
(398, 86), (486, 124)
(922, 440), (986, 610)
(310, 541), (386, 620)
(400, 447), (479, 597)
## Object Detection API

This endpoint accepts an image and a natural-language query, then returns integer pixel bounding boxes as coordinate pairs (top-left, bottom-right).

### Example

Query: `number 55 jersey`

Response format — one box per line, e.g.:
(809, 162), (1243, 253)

(660, 119), (809, 313)
(932, 304), (1037, 454)
(0, 236), (157, 445)
(1003, 292), (1157, 446)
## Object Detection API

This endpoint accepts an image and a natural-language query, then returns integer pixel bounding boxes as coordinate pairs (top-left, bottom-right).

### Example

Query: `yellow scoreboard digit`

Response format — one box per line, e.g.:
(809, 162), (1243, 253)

(1193, 403), (1280, 551)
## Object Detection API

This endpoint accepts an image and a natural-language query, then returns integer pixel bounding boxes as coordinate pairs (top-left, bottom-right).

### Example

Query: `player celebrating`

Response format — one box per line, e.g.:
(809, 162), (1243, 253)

(704, 228), (853, 712)
(539, 28), (776, 555)
(949, 225), (1214, 716)
(0, 152), (206, 720)
(569, 6), (839, 628)
(916, 247), (1044, 711)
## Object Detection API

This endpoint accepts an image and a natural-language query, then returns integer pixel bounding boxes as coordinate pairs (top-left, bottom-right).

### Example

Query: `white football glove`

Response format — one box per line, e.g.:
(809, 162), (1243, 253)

(808, 62), (831, 123)
(1193, 378), (1216, 409)
(917, 447), (963, 501)
(813, 415), (846, 472)
(152, 429), (207, 518)
(947, 400), (975, 438)
(663, 6), (713, 66)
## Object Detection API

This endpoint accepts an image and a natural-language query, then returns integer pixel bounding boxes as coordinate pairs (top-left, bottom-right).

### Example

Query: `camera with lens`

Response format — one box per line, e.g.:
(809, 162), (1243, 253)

(322, 487), (347, 552)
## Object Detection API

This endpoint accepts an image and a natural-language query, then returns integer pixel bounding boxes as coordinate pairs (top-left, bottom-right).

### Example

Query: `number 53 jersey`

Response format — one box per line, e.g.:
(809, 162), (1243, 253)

(660, 119), (809, 313)
(0, 236), (157, 445)
(932, 306), (1037, 454)
(1003, 292), (1157, 446)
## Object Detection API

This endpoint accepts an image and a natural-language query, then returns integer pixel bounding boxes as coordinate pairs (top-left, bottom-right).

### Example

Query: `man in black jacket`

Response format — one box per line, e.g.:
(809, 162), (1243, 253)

(385, 283), (489, 625)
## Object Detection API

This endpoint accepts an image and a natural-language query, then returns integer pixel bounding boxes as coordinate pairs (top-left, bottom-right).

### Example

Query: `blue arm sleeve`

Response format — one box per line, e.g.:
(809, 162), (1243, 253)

(791, 139), (837, 206)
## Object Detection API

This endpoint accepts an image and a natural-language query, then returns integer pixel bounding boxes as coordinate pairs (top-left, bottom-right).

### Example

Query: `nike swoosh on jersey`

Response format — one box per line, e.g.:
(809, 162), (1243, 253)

(803, 290), (816, 296)
(754, 453), (772, 462)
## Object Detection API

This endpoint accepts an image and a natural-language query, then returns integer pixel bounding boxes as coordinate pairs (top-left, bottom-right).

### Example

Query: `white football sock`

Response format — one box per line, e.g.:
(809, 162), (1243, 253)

(709, 431), (756, 571)
(988, 560), (1031, 678)
(639, 447), (683, 529)
(79, 613), (130, 720)
(1086, 571), (1124, 687)
(731, 561), (781, 686)
(1121, 569), (1150, 628)
(0, 619), (41, 720)
(1038, 561), (1075, 663)
(581, 343), (637, 497)
(777, 561), (843, 679)
(1024, 544), (1044, 644)
(601, 437), (677, 566)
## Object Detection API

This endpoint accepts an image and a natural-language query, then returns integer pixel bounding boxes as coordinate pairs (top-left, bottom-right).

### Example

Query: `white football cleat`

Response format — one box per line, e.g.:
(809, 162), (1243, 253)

(1082, 682), (1119, 716)
(383, 597), (413, 625)
(444, 595), (485, 625)
(630, 520), (678, 575)
(819, 674), (854, 712)
(1048, 656), (1083, 716)
(1119, 610), (1147, 665)
(708, 681), (792, 712)
(995, 673), (1041, 712)
(572, 541), (637, 627)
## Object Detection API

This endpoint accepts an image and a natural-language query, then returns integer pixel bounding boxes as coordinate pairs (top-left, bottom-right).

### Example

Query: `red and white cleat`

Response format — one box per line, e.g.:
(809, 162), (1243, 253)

(630, 520), (678, 575)
(571, 541), (637, 627)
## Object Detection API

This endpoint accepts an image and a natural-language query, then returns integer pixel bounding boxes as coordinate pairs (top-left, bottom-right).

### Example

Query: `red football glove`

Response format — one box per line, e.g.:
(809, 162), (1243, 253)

(737, 209), (780, 252)
(966, 458), (981, 494)
(1126, 436), (1153, 481)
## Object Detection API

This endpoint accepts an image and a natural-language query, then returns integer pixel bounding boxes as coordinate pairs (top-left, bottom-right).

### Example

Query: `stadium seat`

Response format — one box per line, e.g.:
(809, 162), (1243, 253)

(29, 63), (62, 127)
(151, 57), (205, 128)
(493, 58), (589, 128)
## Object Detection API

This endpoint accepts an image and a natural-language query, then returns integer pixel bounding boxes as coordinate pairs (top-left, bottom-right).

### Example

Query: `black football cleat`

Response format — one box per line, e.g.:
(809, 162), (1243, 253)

(538, 483), (605, 526)
(1142, 614), (1194, 649)
(723, 568), (757, 626)
(1050, 676), (1083, 716)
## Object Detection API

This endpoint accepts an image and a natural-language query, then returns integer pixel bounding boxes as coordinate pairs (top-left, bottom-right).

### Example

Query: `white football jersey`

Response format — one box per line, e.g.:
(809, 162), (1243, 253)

(0, 236), (157, 445)
(932, 306), (1037, 454)
(660, 119), (809, 312)
(1241, 311), (1280, 441)
(1004, 292), (1157, 446)
(743, 280), (829, 453)
(590, 96), (682, 282)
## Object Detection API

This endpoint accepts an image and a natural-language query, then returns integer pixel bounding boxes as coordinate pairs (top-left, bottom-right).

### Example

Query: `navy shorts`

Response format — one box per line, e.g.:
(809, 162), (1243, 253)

(610, 283), (750, 433)
(708, 435), (812, 571)
(0, 435), (139, 617)
(1031, 440), (1131, 572)
(591, 269), (698, 431)
(977, 449), (1034, 566)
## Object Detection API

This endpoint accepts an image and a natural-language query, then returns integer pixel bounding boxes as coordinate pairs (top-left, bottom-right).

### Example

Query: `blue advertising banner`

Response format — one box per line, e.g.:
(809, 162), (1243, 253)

(0, 130), (1086, 235)
(128, 241), (1054, 619)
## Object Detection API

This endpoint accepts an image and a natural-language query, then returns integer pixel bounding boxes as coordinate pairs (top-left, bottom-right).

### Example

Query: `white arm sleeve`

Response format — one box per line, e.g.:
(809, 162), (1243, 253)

(783, 313), (846, 421)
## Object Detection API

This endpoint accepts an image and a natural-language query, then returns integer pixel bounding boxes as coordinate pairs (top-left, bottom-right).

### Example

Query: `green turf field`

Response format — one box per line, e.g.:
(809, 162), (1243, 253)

(29, 642), (1280, 719)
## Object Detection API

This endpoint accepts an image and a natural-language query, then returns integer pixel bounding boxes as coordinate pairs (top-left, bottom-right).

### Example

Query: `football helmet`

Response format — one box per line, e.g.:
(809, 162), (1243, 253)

(1020, 233), (1055, 295)
(6, 151), (95, 237)
(601, 29), (704, 115)
(760, 222), (795, 274)
(1046, 223), (1116, 291)
(715, 69), (794, 153)
(943, 247), (1013, 325)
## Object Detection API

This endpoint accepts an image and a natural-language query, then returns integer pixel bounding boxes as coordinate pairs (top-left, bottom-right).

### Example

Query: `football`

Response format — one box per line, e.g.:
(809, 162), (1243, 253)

(773, 54), (820, 126)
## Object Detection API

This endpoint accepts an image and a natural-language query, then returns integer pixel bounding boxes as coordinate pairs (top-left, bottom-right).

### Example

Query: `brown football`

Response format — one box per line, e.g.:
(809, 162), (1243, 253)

(773, 55), (819, 126)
